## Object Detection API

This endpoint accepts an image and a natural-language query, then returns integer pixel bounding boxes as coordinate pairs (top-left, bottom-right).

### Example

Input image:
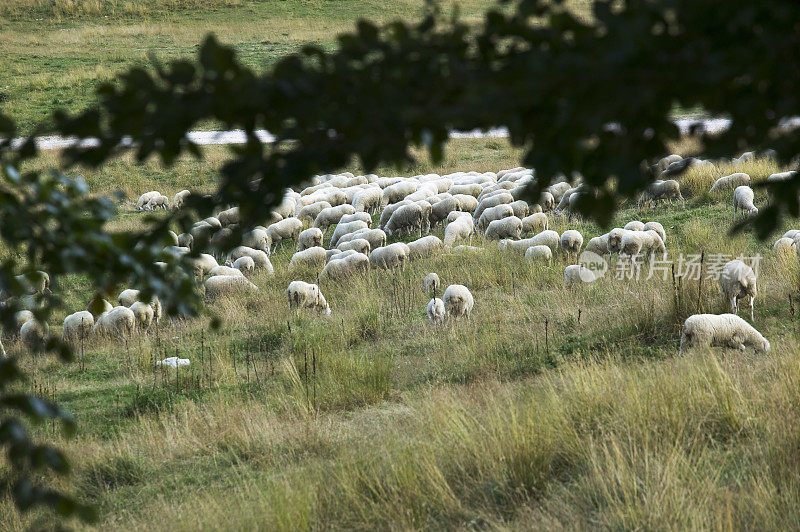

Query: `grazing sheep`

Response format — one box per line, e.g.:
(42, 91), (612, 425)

(233, 256), (255, 276)
(297, 227), (324, 252)
(620, 230), (666, 258)
(427, 298), (445, 324)
(337, 228), (387, 251)
(485, 216), (522, 241)
(555, 185), (581, 213)
(624, 220), (645, 231)
(191, 254), (219, 279)
(733, 186), (758, 217)
(477, 204), (515, 231)
(242, 228), (270, 254)
(521, 213), (548, 234)
(407, 235), (443, 260)
(385, 204), (425, 237)
(14, 310), (34, 332)
(298, 201), (332, 224)
(337, 238), (371, 255)
(286, 281), (331, 315)
(379, 200), (412, 230)
(498, 237), (539, 255)
(453, 194), (479, 213)
(369, 243), (409, 270)
(538, 191), (555, 212)
(383, 181), (419, 204)
(423, 273), (441, 295)
(267, 217), (303, 252)
(564, 264), (595, 287)
(444, 215), (474, 247)
(62, 311), (94, 345)
(330, 220), (369, 248)
(720, 260), (757, 321)
(135, 191), (161, 210)
(228, 247), (273, 274)
(607, 228), (633, 254)
(710, 173), (750, 193)
(87, 295), (113, 318)
(216, 207), (240, 227)
(129, 301), (155, 330)
(430, 196), (461, 228)
(288, 247), (328, 270)
(20, 319), (47, 352)
(314, 205), (357, 233)
(177, 232), (193, 250)
(443, 285), (474, 320)
(473, 192), (513, 221)
(544, 182), (572, 204)
(679, 314), (769, 354)
(204, 275), (258, 300)
(339, 212), (372, 227)
(584, 234), (610, 256)
(319, 252), (370, 282)
(638, 180), (684, 207)
(166, 230), (180, 247)
(118, 289), (140, 307)
(447, 183), (483, 197)
(173, 189), (190, 209)
(560, 230), (584, 262)
(352, 188), (383, 213)
(766, 171), (799, 203)
(774, 237), (796, 258)
(525, 245), (553, 265)
(209, 265), (245, 277)
(144, 194), (169, 211)
(13, 271), (51, 296)
(650, 154), (683, 175)
(93, 306), (136, 339)
(203, 216), (223, 230)
(642, 221), (666, 244)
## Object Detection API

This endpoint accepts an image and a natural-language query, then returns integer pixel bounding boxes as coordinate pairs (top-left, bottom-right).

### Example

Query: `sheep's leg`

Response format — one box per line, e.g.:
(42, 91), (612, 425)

(750, 296), (755, 322)
(730, 296), (737, 315)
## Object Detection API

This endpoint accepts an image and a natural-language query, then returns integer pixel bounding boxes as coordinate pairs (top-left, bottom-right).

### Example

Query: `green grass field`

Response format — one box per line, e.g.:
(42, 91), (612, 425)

(3, 136), (800, 529)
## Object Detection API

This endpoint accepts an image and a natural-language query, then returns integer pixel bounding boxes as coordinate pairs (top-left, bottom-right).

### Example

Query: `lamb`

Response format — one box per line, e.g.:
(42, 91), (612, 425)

(642, 221), (666, 244)
(477, 204), (514, 231)
(20, 319), (47, 352)
(144, 194), (169, 211)
(560, 230), (584, 262)
(407, 235), (443, 260)
(484, 216), (522, 241)
(204, 275), (259, 300)
(330, 220), (369, 248)
(228, 246), (273, 274)
(620, 230), (666, 259)
(525, 245), (553, 265)
(286, 281), (331, 315)
(427, 298), (445, 324)
(315, 205), (357, 233)
(172, 189), (190, 209)
(384, 203), (424, 237)
(521, 213), (548, 234)
(93, 306), (136, 339)
(297, 227), (324, 252)
(288, 247), (328, 270)
(423, 273), (441, 295)
(733, 185), (758, 218)
(679, 314), (769, 354)
(62, 311), (94, 345)
(319, 252), (370, 282)
(710, 173), (750, 193)
(298, 201), (332, 224)
(638, 180), (684, 207)
(369, 243), (409, 270)
(443, 284), (474, 320)
(267, 217), (303, 252)
(720, 260), (757, 321)
(118, 289), (140, 307)
(233, 256), (255, 276)
(564, 264), (596, 287)
(129, 301), (155, 330)
(352, 188), (383, 214)
(135, 191), (161, 210)
(337, 238), (371, 255)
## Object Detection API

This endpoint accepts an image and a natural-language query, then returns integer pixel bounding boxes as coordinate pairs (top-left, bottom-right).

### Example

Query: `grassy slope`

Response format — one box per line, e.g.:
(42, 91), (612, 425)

(2, 137), (800, 529)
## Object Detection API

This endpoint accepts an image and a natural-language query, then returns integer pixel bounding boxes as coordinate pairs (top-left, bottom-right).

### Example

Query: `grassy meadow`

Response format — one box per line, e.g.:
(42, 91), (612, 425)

(2, 137), (800, 529)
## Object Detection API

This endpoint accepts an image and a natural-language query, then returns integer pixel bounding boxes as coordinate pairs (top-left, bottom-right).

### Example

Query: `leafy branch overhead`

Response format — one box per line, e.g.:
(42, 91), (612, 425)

(53, 0), (800, 229)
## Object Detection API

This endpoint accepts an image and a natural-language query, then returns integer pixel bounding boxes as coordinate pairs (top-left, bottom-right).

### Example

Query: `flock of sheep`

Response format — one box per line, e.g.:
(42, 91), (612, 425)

(2, 151), (794, 359)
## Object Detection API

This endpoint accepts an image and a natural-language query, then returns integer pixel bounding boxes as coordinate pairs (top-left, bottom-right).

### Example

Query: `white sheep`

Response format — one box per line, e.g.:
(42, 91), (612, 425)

(379, 200), (412, 230)
(383, 181), (418, 204)
(638, 180), (684, 207)
(423, 273), (441, 295)
(733, 185), (758, 218)
(228, 246), (273, 274)
(444, 215), (474, 247)
(242, 228), (270, 254)
(369, 243), (409, 270)
(289, 247), (328, 270)
(679, 313), (769, 354)
(620, 230), (666, 259)
(525, 245), (553, 265)
(20, 319), (47, 352)
(521, 213), (548, 234)
(129, 301), (154, 330)
(642, 221), (666, 244)
(144, 194), (169, 211)
(337, 238), (371, 255)
(584, 234), (610, 256)
(87, 295), (113, 318)
(607, 228), (632, 254)
(624, 221), (645, 231)
(298, 201), (332, 224)
(427, 298), (445, 324)
(443, 284), (474, 320)
(267, 217), (303, 252)
(204, 275), (259, 300)
(352, 188), (383, 214)
(191, 253), (219, 279)
(216, 207), (240, 227)
(135, 191), (161, 210)
(564, 264), (595, 287)
(319, 252), (370, 282)
(172, 189), (190, 209)
(710, 173), (750, 193)
(407, 235), (443, 260)
(473, 192), (513, 221)
(233, 256), (255, 276)
(314, 204), (357, 233)
(330, 220), (369, 248)
(209, 265), (245, 277)
(118, 289), (140, 307)
(560, 230), (584, 262)
(297, 227), (324, 252)
(339, 212), (372, 226)
(14, 310), (34, 332)
(93, 306), (135, 339)
(720, 259), (757, 321)
(177, 232), (193, 249)
(484, 216), (522, 241)
(384, 203), (424, 237)
(62, 311), (94, 346)
(477, 204), (514, 231)
(286, 281), (331, 315)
